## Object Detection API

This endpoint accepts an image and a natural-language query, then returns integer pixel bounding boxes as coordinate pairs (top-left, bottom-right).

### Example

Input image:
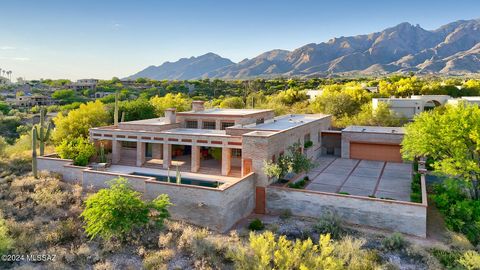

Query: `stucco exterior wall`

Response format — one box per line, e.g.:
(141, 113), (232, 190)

(266, 187), (427, 237)
(144, 173), (255, 232)
(243, 116), (332, 187)
(341, 131), (404, 159)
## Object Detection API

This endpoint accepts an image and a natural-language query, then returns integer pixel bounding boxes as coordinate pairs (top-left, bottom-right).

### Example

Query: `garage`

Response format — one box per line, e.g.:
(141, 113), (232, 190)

(350, 142), (402, 162)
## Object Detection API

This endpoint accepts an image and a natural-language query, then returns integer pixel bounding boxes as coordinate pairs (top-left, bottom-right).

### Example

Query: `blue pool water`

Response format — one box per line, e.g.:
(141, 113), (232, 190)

(131, 172), (223, 188)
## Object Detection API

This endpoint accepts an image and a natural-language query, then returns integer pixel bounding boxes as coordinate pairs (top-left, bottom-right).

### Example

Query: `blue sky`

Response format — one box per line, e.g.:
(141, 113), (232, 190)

(1, 0), (479, 80)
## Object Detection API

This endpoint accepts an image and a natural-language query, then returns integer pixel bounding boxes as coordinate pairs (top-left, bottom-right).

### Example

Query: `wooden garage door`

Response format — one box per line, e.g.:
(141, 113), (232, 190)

(350, 142), (402, 162)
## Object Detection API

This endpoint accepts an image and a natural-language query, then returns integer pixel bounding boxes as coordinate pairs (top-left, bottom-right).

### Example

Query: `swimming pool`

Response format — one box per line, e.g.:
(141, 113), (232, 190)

(131, 172), (223, 188)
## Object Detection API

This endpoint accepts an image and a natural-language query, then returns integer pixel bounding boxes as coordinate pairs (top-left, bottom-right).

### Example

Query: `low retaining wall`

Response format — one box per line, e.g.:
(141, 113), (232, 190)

(37, 155), (255, 232)
(266, 184), (427, 237)
(144, 173), (255, 232)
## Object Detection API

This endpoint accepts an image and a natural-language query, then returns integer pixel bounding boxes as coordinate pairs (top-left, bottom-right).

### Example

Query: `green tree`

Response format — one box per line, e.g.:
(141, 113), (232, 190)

(402, 103), (480, 200)
(219, 96), (245, 109)
(149, 93), (191, 116)
(116, 98), (156, 121)
(81, 177), (171, 240)
(56, 137), (96, 166)
(52, 89), (75, 100)
(0, 101), (11, 115)
(52, 100), (109, 143)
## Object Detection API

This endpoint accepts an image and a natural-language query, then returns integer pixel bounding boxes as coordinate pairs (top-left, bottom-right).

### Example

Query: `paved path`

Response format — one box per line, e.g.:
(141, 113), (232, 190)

(305, 156), (413, 201)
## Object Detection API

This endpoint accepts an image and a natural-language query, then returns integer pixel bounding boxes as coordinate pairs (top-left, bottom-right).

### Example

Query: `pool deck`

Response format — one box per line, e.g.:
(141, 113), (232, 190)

(106, 164), (241, 184)
(305, 156), (413, 202)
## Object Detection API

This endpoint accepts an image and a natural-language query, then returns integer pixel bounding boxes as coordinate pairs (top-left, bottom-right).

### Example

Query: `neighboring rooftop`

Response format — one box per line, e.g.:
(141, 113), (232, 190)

(178, 108), (272, 116)
(244, 114), (329, 131)
(342, 126), (405, 134)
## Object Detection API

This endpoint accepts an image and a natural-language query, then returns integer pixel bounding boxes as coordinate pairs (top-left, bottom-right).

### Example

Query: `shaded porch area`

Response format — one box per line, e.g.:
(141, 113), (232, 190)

(112, 141), (242, 178)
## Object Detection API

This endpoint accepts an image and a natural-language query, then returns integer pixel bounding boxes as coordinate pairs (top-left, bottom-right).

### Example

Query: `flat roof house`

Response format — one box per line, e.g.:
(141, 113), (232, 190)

(90, 101), (331, 187)
(38, 100), (428, 236)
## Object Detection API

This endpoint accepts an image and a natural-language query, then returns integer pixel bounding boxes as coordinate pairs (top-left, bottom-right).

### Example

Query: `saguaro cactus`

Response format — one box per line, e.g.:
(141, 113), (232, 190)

(99, 143), (106, 163)
(114, 91), (119, 125)
(32, 126), (38, 178)
(34, 108), (52, 156)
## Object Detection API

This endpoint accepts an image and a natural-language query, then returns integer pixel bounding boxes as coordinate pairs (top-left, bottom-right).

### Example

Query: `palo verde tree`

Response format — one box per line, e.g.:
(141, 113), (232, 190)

(81, 177), (171, 240)
(401, 103), (480, 200)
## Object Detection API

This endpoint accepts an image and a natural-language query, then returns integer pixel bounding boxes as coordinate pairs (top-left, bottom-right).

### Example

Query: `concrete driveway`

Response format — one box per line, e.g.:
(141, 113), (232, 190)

(305, 156), (413, 202)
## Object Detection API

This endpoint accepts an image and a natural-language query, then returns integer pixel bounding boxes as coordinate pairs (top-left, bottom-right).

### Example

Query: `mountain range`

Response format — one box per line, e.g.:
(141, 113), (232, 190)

(127, 19), (480, 80)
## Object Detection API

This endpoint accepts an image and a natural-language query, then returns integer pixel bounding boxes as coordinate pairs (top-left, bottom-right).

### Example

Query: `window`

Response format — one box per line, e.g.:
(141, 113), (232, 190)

(232, 149), (242, 158)
(121, 141), (137, 148)
(186, 120), (198, 129)
(203, 121), (216, 129)
(221, 122), (234, 130)
(256, 118), (264, 124)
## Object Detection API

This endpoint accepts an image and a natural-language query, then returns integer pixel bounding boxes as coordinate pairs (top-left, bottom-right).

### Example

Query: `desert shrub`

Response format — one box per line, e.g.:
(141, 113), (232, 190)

(304, 140), (313, 149)
(430, 248), (463, 269)
(448, 231), (475, 251)
(410, 173), (422, 203)
(432, 179), (480, 245)
(56, 137), (96, 166)
(334, 235), (380, 270)
(0, 214), (13, 255)
(382, 232), (406, 251)
(81, 177), (171, 240)
(143, 249), (174, 270)
(280, 209), (292, 220)
(228, 231), (343, 269)
(248, 218), (265, 231)
(314, 211), (344, 239)
(458, 250), (480, 270)
(31, 177), (69, 214)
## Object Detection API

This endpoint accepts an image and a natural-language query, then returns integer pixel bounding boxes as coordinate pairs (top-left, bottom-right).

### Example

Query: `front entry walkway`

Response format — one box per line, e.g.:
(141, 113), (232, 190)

(305, 156), (413, 201)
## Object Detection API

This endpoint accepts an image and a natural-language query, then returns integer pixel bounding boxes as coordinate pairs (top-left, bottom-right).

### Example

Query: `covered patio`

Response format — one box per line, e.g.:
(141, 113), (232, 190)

(111, 140), (242, 178)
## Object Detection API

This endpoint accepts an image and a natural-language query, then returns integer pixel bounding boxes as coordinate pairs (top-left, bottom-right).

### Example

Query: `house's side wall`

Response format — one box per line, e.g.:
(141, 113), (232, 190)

(243, 116), (332, 187)
(267, 187), (427, 237)
(143, 173), (256, 232)
(341, 131), (404, 159)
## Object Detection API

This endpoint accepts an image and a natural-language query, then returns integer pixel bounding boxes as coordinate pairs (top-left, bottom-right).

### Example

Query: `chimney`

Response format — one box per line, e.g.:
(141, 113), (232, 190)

(164, 108), (176, 124)
(192, 100), (205, 112)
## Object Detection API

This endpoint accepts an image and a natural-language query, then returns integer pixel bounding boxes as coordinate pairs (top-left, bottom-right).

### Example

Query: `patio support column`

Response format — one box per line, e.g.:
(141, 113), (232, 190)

(191, 145), (200, 172)
(136, 141), (146, 167)
(112, 140), (121, 164)
(215, 119), (221, 130)
(152, 143), (163, 159)
(163, 143), (171, 169)
(221, 147), (231, 176)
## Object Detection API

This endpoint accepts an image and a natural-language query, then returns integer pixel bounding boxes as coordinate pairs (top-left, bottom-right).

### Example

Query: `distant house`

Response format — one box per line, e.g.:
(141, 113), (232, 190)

(372, 95), (480, 119)
(94, 92), (113, 99)
(68, 79), (98, 91)
(306, 89), (323, 100)
(15, 94), (55, 108)
(363, 86), (378, 93)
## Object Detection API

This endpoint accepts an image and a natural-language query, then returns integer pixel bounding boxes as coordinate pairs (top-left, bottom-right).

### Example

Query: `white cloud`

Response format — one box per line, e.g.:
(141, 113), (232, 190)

(0, 56), (30, 61)
(13, 57), (30, 61)
(0, 46), (16, 50)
